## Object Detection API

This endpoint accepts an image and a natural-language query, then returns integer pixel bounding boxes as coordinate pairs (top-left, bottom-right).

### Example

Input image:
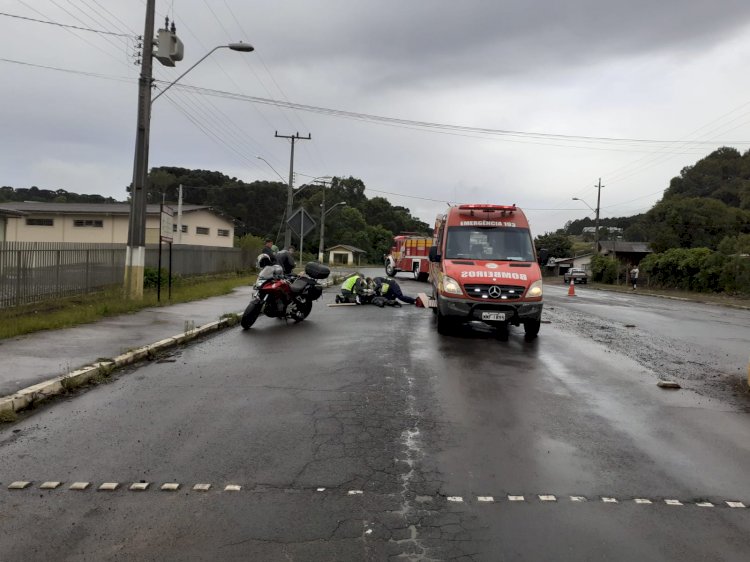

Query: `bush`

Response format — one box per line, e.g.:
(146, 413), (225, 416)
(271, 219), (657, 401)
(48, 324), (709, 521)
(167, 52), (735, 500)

(590, 255), (618, 284)
(143, 267), (168, 289)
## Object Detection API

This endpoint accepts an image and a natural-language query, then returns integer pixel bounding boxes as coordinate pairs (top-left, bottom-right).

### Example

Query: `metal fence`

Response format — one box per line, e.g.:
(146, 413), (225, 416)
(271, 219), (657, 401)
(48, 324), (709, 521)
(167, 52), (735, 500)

(0, 242), (255, 308)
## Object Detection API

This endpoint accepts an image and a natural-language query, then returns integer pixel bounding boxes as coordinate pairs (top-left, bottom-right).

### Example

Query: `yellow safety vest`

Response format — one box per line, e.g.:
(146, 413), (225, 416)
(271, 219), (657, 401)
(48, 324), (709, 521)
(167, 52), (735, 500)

(342, 275), (360, 292)
(380, 282), (390, 295)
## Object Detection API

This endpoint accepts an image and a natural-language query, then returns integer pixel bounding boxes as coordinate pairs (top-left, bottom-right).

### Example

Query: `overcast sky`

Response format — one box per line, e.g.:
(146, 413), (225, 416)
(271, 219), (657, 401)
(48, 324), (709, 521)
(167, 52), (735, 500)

(3, 0), (750, 235)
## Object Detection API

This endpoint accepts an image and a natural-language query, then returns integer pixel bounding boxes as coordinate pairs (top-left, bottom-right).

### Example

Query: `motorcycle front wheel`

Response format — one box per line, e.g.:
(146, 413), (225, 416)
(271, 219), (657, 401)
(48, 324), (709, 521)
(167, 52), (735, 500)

(241, 298), (263, 329)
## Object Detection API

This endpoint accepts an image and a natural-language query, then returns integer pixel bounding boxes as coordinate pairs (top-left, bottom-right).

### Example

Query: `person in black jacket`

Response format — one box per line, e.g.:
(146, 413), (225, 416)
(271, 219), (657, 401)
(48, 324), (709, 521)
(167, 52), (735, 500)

(257, 238), (277, 268)
(276, 245), (297, 275)
(373, 277), (416, 305)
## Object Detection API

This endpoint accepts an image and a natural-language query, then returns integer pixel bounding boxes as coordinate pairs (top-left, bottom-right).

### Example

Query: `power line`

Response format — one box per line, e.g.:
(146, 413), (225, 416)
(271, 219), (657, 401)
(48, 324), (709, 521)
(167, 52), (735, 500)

(0, 10), (133, 36)
(157, 82), (750, 148)
(0, 57), (133, 82)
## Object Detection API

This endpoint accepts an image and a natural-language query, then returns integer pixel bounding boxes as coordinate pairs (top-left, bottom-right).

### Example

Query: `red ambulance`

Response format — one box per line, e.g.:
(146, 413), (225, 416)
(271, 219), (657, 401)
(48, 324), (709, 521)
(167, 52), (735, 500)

(428, 204), (543, 339)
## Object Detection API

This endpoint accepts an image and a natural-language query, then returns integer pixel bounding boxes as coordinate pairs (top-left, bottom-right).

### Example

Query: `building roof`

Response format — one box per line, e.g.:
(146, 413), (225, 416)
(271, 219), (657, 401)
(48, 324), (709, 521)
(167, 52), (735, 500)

(326, 244), (367, 254)
(598, 241), (653, 253)
(0, 208), (25, 217)
(0, 202), (215, 216)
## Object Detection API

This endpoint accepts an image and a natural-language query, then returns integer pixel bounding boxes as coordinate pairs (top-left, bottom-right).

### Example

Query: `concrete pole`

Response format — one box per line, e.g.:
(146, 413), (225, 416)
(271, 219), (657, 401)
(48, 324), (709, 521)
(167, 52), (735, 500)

(594, 178), (602, 253)
(318, 185), (326, 262)
(286, 138), (295, 248)
(124, 0), (156, 299)
(176, 184), (183, 244)
(275, 132), (311, 248)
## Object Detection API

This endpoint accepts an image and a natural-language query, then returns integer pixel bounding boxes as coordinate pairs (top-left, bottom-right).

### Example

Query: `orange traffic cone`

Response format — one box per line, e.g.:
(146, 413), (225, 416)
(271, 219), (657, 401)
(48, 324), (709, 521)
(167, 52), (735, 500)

(567, 278), (576, 296)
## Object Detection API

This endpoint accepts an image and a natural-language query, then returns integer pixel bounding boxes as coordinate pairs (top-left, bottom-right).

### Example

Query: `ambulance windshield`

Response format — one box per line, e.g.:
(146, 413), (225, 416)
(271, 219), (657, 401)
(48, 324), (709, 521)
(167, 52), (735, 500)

(445, 226), (534, 262)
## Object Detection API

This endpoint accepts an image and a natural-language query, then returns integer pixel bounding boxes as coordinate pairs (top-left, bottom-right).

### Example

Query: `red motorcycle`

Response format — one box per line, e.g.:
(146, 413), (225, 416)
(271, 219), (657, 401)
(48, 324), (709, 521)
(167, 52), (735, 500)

(240, 262), (330, 329)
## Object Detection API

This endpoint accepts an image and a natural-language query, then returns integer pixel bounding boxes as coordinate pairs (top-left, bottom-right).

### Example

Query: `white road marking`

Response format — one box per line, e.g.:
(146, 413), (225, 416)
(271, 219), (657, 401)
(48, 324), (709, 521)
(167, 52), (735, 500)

(447, 496), (463, 502)
(477, 496), (494, 502)
(570, 496), (586, 502)
(602, 497), (618, 503)
(69, 482), (90, 491)
(726, 501), (746, 508)
(539, 495), (556, 502)
(193, 484), (211, 492)
(98, 483), (119, 491)
(40, 482), (61, 490)
(347, 490), (364, 495)
(8, 481), (31, 490)
(508, 495), (525, 502)
(160, 483), (180, 491)
(696, 502), (714, 507)
(316, 487), (326, 492)
(224, 485), (242, 492)
(634, 499), (652, 504)
(665, 499), (683, 506)
(129, 483), (150, 491)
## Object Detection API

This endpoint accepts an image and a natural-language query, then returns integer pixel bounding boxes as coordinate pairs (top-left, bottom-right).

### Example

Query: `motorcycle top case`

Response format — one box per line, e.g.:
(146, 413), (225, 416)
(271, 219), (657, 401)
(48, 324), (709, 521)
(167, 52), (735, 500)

(304, 262), (330, 280)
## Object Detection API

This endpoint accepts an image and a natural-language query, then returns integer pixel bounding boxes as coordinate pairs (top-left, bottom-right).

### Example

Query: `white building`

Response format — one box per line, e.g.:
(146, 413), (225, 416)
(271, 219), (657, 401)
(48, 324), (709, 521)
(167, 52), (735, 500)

(0, 202), (234, 247)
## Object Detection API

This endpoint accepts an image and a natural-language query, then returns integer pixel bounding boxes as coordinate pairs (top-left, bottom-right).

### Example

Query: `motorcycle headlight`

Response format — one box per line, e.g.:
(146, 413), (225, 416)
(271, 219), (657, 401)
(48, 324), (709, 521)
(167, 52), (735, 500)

(527, 279), (543, 298)
(441, 275), (463, 295)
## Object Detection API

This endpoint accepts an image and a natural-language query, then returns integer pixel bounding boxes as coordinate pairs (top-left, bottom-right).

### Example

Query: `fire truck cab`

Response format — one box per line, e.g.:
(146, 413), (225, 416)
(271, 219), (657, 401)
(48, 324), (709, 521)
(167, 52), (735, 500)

(384, 233), (431, 282)
(428, 204), (543, 340)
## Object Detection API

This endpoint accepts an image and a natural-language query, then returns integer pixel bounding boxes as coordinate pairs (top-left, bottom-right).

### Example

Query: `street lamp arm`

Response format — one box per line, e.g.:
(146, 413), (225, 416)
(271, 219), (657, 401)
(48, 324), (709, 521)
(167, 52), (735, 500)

(151, 42), (254, 104)
(571, 197), (595, 213)
(256, 156), (286, 183)
(323, 201), (346, 218)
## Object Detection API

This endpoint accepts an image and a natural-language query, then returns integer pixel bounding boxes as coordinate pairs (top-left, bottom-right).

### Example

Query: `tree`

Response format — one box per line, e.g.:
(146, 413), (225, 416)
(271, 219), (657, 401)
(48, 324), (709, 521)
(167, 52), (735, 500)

(534, 232), (573, 259)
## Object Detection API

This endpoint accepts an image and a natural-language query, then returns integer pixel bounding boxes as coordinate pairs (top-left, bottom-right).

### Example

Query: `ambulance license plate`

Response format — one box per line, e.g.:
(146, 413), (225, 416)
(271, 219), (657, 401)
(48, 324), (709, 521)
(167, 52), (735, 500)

(481, 312), (506, 321)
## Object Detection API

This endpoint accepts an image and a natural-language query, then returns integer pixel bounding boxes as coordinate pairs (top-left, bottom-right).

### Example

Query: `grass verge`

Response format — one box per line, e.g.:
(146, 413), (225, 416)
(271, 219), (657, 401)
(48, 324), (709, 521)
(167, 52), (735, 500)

(0, 272), (255, 340)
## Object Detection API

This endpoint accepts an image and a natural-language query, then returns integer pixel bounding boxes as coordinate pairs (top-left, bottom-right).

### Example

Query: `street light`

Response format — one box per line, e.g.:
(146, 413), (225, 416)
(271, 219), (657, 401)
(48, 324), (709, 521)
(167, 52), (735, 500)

(571, 197), (595, 213)
(124, 35), (253, 299)
(256, 156), (286, 183)
(572, 195), (601, 251)
(319, 201), (347, 263)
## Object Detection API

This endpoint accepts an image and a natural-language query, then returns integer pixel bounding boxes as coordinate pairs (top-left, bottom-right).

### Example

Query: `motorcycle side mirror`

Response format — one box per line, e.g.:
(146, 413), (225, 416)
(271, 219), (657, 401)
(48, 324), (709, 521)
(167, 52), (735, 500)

(428, 246), (441, 262)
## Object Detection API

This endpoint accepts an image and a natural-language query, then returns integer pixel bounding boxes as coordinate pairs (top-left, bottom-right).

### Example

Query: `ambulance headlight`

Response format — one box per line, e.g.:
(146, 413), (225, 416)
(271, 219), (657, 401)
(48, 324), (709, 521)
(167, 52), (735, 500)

(441, 275), (463, 295)
(527, 279), (543, 298)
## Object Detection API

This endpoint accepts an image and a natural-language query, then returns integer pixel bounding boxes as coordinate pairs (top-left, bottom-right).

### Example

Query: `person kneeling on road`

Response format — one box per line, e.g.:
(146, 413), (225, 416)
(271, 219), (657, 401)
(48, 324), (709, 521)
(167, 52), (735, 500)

(336, 273), (367, 304)
(373, 277), (416, 306)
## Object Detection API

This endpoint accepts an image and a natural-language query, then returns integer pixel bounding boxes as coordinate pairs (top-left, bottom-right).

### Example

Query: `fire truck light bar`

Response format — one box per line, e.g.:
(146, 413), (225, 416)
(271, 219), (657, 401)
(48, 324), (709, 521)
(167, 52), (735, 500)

(458, 204), (516, 212)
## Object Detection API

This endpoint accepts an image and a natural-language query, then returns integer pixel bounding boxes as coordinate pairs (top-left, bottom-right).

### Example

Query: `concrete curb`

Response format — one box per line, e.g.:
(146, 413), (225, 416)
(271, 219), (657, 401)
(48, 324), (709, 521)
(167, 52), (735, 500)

(581, 285), (750, 311)
(0, 314), (240, 419)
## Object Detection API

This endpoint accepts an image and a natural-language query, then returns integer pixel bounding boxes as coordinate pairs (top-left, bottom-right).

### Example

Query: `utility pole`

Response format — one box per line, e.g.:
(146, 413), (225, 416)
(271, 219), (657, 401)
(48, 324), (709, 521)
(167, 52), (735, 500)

(594, 178), (603, 254)
(124, 0), (156, 299)
(275, 131), (311, 248)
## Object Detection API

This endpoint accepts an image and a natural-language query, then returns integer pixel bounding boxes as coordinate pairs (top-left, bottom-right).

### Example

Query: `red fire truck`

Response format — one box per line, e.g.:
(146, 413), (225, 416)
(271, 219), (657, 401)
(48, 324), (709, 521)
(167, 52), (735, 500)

(428, 204), (543, 340)
(384, 233), (432, 282)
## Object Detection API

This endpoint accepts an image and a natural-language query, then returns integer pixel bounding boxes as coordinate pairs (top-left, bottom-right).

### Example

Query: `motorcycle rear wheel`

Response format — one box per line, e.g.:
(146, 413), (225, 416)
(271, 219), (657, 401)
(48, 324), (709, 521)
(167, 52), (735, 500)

(288, 298), (312, 322)
(241, 299), (263, 329)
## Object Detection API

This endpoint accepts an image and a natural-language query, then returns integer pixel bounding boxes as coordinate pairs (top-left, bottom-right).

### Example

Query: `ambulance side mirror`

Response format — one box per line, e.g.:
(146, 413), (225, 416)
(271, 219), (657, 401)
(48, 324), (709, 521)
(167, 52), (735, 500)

(429, 246), (441, 262)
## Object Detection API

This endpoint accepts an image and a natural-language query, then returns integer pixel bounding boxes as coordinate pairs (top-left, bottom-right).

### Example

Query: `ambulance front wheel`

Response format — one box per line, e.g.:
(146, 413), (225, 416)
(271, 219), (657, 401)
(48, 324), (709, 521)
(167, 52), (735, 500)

(523, 319), (540, 340)
(436, 309), (457, 335)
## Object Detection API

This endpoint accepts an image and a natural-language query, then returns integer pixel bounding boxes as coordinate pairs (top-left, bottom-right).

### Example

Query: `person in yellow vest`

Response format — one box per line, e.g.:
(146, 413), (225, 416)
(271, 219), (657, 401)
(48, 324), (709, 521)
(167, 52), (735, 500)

(336, 273), (366, 304)
(373, 276), (416, 305)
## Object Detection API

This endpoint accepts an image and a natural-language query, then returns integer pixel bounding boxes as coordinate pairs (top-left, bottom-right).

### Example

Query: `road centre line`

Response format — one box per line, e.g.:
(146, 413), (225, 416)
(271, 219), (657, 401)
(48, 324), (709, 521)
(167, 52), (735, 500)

(3, 482), (748, 508)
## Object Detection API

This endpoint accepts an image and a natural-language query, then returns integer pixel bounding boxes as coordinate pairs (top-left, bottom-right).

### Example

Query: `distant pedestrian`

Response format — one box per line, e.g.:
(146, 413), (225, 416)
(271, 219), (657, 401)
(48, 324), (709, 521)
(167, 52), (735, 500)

(630, 266), (639, 290)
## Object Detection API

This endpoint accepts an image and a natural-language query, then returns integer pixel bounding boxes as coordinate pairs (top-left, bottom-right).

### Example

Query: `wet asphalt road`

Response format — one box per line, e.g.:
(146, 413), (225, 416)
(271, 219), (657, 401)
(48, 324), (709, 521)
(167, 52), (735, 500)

(1, 274), (749, 560)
